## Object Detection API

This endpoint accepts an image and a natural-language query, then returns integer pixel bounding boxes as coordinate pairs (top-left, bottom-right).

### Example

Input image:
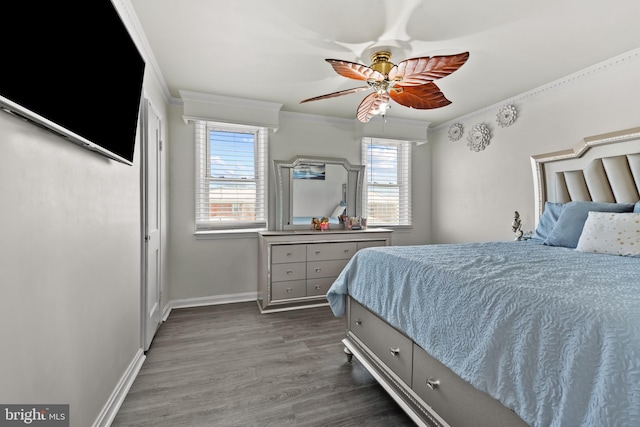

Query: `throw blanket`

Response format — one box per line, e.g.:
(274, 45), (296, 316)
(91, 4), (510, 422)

(326, 241), (640, 427)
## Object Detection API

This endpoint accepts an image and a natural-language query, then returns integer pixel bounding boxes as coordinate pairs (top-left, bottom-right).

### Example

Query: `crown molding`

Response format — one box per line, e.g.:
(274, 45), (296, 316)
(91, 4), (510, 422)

(280, 110), (353, 126)
(432, 47), (640, 133)
(113, 0), (174, 104)
(179, 90), (283, 112)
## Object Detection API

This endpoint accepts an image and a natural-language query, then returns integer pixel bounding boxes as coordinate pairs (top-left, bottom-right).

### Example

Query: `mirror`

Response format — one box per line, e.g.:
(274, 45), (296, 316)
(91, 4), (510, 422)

(274, 155), (364, 230)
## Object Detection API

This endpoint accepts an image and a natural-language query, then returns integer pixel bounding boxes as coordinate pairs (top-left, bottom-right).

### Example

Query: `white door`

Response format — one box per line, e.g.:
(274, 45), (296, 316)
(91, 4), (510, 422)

(142, 99), (162, 351)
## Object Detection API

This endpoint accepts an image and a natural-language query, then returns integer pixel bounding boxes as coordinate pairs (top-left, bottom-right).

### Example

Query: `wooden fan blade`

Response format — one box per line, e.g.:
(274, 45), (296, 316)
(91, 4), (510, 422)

(326, 59), (385, 81)
(300, 86), (371, 104)
(388, 52), (469, 86)
(389, 82), (451, 109)
(357, 91), (390, 123)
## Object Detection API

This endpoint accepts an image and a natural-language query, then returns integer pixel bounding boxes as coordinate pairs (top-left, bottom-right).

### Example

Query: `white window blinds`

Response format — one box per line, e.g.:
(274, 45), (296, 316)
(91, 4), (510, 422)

(361, 137), (412, 227)
(195, 121), (268, 230)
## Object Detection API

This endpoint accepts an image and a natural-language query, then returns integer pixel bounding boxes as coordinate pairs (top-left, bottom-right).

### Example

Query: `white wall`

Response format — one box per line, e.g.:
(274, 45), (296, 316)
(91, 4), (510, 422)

(0, 65), (168, 426)
(166, 111), (432, 302)
(0, 114), (141, 427)
(429, 50), (640, 243)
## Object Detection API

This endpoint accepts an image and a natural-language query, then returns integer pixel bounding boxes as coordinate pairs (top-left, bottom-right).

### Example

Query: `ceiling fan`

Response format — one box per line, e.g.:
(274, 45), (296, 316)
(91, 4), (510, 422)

(300, 51), (469, 123)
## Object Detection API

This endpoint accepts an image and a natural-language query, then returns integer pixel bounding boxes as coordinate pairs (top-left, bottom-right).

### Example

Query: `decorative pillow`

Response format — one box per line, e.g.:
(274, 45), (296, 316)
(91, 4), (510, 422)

(330, 203), (346, 218)
(532, 202), (565, 241)
(634, 200), (640, 213)
(544, 201), (635, 248)
(576, 212), (640, 256)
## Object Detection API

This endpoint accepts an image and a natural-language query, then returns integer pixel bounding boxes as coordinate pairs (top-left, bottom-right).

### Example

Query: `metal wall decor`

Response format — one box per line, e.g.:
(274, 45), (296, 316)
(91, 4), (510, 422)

(448, 122), (464, 142)
(496, 104), (517, 127)
(467, 123), (491, 152)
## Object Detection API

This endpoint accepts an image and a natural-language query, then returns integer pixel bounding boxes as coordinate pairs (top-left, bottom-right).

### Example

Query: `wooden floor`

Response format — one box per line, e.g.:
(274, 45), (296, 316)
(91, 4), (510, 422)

(112, 302), (415, 427)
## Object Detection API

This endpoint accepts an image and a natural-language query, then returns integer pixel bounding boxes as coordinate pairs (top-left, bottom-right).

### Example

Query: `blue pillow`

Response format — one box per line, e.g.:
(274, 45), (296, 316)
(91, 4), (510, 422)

(544, 201), (635, 248)
(532, 202), (565, 241)
(634, 200), (640, 213)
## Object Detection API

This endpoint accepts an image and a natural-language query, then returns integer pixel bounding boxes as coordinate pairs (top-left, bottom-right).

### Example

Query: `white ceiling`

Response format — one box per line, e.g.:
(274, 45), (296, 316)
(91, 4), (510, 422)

(129, 0), (640, 127)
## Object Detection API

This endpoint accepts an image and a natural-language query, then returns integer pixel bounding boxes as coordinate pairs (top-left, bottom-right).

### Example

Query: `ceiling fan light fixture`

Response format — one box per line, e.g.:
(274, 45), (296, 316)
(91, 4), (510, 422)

(300, 50), (469, 123)
(371, 79), (393, 94)
(372, 102), (390, 117)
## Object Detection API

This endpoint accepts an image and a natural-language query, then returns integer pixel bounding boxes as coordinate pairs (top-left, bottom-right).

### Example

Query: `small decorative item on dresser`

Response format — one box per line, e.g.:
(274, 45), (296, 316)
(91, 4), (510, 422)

(467, 123), (491, 152)
(344, 216), (366, 230)
(311, 217), (330, 231)
(344, 218), (353, 230)
(496, 104), (517, 127)
(448, 122), (464, 142)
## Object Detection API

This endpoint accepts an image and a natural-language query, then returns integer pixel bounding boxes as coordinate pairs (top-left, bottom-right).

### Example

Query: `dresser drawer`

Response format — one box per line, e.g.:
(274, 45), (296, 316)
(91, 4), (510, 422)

(350, 300), (413, 385)
(271, 280), (306, 300)
(412, 343), (527, 427)
(307, 242), (357, 261)
(271, 244), (306, 264)
(357, 240), (386, 250)
(307, 259), (350, 279)
(271, 262), (306, 282)
(306, 277), (335, 296)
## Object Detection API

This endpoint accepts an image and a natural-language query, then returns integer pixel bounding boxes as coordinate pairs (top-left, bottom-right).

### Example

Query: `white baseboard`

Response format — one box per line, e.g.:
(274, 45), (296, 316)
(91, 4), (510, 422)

(93, 348), (146, 427)
(162, 291), (258, 322)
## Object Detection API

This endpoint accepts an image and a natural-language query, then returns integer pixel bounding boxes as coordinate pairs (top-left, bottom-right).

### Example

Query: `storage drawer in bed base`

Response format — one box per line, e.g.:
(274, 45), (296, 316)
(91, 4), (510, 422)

(344, 298), (527, 427)
(343, 333), (446, 427)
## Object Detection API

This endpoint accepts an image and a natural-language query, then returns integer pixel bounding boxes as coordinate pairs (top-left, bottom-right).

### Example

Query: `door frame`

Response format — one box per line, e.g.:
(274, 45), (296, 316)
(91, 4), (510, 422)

(140, 96), (163, 351)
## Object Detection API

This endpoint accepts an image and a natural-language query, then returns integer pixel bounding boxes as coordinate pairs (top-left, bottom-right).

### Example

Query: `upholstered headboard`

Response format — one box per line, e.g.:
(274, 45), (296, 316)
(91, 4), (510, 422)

(531, 127), (640, 223)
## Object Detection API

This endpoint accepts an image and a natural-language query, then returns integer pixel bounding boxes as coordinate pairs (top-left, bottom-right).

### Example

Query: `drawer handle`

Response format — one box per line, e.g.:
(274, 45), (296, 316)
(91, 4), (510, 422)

(315, 268), (322, 272)
(389, 347), (400, 356)
(286, 288), (293, 293)
(344, 249), (350, 254)
(355, 319), (362, 326)
(286, 270), (293, 274)
(314, 285), (321, 290)
(426, 378), (441, 390)
(286, 252), (292, 257)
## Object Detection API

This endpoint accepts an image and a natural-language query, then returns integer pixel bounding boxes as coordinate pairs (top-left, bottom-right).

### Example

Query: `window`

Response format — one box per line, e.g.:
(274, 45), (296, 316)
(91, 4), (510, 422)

(361, 137), (412, 227)
(195, 121), (268, 230)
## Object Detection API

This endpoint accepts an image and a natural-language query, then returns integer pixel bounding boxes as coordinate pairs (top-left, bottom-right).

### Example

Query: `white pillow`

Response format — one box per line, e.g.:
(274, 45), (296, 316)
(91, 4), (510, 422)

(576, 211), (640, 257)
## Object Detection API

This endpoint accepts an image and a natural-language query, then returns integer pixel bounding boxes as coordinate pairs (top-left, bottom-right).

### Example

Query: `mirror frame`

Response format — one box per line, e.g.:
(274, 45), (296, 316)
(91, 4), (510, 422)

(273, 155), (365, 230)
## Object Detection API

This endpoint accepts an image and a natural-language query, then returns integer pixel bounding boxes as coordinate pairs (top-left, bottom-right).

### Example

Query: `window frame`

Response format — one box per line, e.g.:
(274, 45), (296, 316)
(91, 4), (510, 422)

(194, 120), (268, 232)
(361, 137), (412, 227)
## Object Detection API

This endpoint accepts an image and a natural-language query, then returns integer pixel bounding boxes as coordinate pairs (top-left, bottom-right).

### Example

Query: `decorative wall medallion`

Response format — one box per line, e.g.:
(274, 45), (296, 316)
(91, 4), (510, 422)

(496, 104), (517, 127)
(467, 123), (491, 152)
(448, 122), (463, 142)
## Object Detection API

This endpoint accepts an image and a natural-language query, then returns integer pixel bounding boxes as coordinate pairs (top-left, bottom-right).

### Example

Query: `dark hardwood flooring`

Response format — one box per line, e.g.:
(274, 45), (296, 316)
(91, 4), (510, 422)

(111, 302), (415, 427)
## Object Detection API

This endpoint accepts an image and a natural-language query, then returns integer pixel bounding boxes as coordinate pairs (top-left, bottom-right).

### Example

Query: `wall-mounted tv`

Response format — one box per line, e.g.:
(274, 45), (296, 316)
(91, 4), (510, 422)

(0, 1), (146, 165)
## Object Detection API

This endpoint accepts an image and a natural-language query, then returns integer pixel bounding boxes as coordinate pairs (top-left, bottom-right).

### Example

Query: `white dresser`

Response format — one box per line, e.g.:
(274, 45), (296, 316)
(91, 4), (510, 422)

(257, 229), (392, 313)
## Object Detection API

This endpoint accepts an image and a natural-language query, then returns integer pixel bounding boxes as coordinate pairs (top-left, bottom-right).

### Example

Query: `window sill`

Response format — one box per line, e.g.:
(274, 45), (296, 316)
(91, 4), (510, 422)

(194, 228), (266, 240)
(370, 225), (413, 231)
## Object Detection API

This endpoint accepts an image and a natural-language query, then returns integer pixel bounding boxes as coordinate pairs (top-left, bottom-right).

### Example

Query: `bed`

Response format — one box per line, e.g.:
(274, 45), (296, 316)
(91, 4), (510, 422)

(326, 127), (640, 427)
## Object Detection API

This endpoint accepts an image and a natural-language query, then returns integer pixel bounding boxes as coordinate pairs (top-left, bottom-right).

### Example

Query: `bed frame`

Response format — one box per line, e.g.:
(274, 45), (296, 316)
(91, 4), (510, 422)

(531, 126), (640, 220)
(341, 126), (640, 427)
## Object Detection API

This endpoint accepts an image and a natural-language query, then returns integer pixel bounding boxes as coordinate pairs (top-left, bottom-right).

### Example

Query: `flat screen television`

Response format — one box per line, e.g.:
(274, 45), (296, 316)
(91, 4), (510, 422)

(0, 1), (146, 165)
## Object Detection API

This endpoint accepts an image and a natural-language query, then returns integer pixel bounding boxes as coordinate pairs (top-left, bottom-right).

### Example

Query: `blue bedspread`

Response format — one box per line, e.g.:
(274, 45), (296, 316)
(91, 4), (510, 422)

(326, 241), (640, 427)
